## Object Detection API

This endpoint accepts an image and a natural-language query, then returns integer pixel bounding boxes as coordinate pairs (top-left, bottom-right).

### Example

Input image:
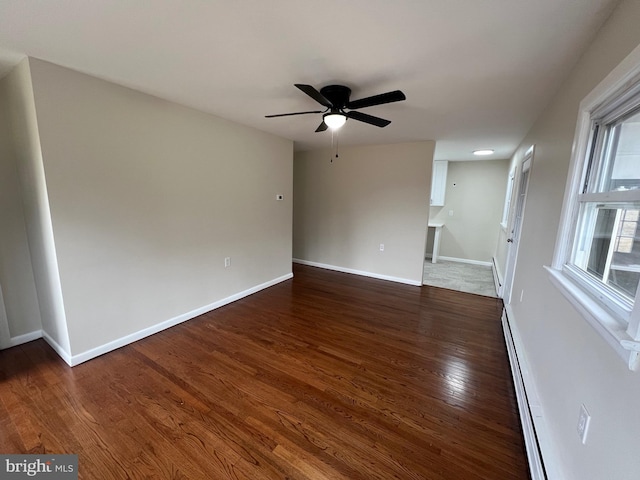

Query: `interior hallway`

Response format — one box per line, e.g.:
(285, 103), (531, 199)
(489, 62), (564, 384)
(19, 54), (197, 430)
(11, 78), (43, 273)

(423, 260), (497, 297)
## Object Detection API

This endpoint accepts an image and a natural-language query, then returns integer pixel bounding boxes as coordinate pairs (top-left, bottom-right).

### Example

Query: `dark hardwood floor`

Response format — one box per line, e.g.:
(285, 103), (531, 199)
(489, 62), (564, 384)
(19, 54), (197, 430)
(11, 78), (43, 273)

(0, 264), (529, 479)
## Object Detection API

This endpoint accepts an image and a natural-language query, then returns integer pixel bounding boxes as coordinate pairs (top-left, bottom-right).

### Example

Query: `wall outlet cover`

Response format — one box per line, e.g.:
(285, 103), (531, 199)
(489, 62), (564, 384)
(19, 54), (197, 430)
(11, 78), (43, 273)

(577, 404), (591, 444)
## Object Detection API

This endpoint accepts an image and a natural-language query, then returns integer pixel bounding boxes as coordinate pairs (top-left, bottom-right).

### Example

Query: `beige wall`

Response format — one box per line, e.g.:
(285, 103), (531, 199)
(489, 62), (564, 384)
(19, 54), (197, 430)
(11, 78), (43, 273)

(293, 142), (434, 284)
(0, 63), (43, 341)
(28, 59), (293, 358)
(507, 0), (640, 478)
(428, 159), (508, 263)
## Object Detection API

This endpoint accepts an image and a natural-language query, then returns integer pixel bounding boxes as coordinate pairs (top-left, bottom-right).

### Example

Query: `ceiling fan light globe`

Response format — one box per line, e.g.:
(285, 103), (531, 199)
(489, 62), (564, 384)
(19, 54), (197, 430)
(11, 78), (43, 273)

(324, 113), (347, 130)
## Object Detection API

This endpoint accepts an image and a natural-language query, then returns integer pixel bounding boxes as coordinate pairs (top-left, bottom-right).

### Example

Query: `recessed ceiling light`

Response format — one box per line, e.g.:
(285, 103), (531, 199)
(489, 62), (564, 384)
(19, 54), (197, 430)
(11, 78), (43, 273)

(473, 149), (494, 156)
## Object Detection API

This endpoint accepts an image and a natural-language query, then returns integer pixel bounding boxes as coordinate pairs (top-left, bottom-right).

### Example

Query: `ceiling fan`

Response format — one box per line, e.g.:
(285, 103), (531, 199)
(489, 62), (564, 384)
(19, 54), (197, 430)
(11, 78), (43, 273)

(265, 84), (406, 132)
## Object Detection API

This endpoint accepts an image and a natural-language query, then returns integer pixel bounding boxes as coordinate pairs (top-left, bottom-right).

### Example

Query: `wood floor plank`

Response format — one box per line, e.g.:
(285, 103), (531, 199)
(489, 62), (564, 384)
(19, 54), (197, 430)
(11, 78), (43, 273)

(0, 264), (529, 479)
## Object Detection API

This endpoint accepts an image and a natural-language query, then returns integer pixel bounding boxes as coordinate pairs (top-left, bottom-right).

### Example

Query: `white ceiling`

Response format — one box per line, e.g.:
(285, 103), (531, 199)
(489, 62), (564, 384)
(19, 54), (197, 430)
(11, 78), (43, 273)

(0, 0), (619, 161)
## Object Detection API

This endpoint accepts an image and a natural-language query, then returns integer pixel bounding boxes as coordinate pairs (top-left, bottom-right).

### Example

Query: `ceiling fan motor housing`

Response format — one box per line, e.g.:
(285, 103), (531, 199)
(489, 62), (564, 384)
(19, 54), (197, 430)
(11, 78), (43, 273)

(320, 85), (352, 110)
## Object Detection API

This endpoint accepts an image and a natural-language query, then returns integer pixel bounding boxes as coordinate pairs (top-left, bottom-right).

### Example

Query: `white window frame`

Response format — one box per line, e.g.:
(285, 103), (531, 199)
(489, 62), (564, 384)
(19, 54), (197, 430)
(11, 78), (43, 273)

(501, 168), (516, 230)
(547, 43), (640, 370)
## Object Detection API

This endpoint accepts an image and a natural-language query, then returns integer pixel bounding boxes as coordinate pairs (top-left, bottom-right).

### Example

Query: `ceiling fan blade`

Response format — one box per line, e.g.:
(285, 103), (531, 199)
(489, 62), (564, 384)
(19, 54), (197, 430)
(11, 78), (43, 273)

(346, 90), (406, 110)
(265, 110), (323, 118)
(295, 84), (333, 108)
(346, 111), (391, 127)
(315, 121), (328, 132)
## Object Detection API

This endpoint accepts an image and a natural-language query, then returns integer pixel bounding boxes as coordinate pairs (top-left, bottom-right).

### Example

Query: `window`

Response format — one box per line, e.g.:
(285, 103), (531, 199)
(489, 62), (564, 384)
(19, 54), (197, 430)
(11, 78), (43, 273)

(548, 46), (640, 369)
(568, 108), (640, 316)
(501, 169), (515, 229)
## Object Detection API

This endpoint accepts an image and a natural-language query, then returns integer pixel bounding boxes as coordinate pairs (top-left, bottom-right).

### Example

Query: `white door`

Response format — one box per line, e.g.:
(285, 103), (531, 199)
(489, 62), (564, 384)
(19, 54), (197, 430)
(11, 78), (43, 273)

(502, 147), (534, 304)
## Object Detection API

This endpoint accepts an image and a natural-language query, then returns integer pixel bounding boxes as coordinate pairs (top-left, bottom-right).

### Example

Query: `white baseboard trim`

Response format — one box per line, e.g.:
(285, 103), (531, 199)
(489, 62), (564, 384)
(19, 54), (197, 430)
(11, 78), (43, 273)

(438, 256), (492, 267)
(502, 304), (562, 479)
(293, 258), (421, 286)
(69, 273), (293, 366)
(42, 330), (73, 366)
(4, 330), (73, 368)
(8, 329), (42, 348)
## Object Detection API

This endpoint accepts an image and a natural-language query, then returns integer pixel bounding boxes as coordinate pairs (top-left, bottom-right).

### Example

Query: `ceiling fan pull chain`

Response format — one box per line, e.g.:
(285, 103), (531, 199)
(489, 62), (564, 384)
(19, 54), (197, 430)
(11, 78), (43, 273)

(330, 129), (334, 163)
(329, 129), (339, 163)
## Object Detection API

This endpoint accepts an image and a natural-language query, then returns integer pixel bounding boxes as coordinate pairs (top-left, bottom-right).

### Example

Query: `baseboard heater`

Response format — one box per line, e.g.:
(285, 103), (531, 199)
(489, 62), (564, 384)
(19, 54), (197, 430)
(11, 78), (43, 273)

(501, 309), (547, 480)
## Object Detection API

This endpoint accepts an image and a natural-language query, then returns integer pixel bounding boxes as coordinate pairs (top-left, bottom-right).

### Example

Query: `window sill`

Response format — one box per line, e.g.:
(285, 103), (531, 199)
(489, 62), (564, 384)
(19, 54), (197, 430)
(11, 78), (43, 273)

(545, 265), (640, 370)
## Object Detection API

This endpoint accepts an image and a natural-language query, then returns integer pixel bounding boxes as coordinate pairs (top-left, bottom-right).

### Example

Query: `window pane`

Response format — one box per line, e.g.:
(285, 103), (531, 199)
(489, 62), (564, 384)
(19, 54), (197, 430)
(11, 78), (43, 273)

(597, 110), (640, 193)
(501, 170), (515, 226)
(572, 202), (640, 301)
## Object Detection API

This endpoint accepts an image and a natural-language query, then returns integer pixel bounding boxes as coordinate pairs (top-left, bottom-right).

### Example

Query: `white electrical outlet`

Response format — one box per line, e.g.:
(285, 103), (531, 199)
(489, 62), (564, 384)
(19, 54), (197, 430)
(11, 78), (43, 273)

(577, 404), (591, 444)
(379, 244), (385, 252)
(448, 210), (454, 217)
(224, 257), (231, 268)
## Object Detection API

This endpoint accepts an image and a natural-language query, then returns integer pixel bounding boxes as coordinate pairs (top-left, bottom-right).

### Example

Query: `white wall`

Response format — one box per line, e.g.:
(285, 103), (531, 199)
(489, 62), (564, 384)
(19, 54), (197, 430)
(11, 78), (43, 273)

(0, 64), (42, 343)
(505, 0), (640, 478)
(428, 159), (508, 262)
(27, 59), (293, 359)
(293, 142), (434, 285)
(1, 59), (68, 353)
